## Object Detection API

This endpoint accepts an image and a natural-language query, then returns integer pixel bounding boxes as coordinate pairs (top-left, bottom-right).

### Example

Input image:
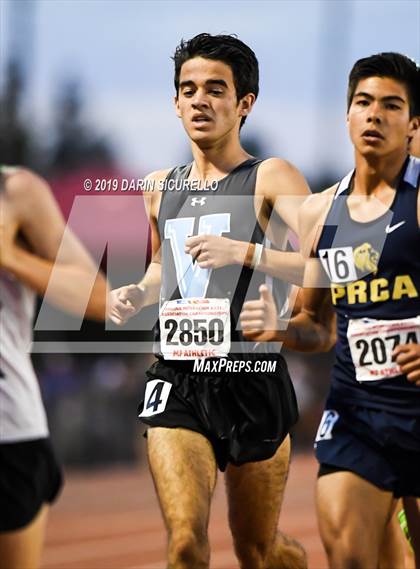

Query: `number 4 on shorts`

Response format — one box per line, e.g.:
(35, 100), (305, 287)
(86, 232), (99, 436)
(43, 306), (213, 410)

(139, 380), (172, 418)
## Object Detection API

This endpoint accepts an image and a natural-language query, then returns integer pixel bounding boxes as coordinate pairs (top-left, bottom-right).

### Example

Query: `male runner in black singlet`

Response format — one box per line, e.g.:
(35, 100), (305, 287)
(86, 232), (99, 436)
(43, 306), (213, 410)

(108, 34), (308, 569)
(241, 53), (420, 568)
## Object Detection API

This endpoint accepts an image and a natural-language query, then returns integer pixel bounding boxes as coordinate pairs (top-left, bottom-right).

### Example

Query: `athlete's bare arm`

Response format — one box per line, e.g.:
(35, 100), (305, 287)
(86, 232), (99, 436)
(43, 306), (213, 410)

(184, 158), (310, 286)
(240, 188), (337, 351)
(0, 168), (107, 320)
(108, 169), (169, 326)
(254, 157), (310, 283)
(392, 183), (420, 385)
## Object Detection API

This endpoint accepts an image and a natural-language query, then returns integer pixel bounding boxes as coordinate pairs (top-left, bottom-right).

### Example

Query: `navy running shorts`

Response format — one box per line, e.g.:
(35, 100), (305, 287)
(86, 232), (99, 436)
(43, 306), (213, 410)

(315, 399), (420, 497)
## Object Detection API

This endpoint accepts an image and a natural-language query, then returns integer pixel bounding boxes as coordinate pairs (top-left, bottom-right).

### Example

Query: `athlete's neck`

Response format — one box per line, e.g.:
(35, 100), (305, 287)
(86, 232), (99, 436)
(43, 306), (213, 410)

(189, 138), (251, 182)
(353, 148), (408, 195)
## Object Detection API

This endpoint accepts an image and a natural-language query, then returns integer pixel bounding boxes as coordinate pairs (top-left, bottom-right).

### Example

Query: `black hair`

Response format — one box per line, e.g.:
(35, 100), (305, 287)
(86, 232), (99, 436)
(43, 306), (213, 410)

(347, 52), (420, 117)
(173, 33), (259, 127)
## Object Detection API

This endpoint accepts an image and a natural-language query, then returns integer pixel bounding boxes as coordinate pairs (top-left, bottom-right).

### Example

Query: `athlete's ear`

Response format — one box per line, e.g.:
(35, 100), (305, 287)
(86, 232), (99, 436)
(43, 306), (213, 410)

(408, 115), (419, 136)
(408, 116), (420, 154)
(239, 93), (256, 118)
(174, 95), (181, 118)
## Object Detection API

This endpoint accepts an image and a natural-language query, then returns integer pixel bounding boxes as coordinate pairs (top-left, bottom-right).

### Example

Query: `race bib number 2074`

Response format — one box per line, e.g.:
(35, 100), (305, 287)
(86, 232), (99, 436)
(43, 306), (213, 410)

(347, 316), (420, 382)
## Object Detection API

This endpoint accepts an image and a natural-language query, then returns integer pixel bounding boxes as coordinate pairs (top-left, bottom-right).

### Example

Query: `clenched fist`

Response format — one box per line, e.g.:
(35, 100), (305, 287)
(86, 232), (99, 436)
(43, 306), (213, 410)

(108, 284), (146, 325)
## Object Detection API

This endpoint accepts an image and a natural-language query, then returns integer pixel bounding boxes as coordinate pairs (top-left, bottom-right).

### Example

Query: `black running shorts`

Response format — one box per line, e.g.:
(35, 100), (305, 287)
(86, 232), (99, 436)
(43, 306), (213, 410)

(138, 356), (298, 471)
(0, 438), (63, 531)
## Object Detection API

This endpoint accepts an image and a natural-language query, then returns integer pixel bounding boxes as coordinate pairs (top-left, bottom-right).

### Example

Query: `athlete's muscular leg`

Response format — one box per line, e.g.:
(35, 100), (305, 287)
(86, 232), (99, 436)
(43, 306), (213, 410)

(316, 471), (396, 569)
(379, 507), (405, 569)
(404, 497), (420, 568)
(0, 505), (48, 569)
(225, 435), (306, 569)
(147, 427), (217, 569)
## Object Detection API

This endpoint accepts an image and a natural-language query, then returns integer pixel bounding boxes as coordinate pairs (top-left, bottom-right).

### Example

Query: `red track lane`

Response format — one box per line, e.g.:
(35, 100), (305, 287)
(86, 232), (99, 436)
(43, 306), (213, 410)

(41, 452), (328, 569)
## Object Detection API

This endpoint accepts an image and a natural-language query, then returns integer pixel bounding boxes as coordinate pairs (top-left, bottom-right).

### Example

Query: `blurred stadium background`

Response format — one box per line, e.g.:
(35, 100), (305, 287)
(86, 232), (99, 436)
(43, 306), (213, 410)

(1, 0), (419, 567)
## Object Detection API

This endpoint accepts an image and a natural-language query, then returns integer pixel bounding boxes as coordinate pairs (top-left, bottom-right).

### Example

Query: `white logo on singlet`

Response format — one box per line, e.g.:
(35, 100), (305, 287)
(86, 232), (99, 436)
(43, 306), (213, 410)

(164, 213), (231, 298)
(385, 220), (406, 234)
(191, 197), (207, 206)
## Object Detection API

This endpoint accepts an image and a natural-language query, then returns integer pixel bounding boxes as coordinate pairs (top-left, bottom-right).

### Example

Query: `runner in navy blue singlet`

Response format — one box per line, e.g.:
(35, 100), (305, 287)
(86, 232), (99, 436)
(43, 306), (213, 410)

(241, 52), (420, 568)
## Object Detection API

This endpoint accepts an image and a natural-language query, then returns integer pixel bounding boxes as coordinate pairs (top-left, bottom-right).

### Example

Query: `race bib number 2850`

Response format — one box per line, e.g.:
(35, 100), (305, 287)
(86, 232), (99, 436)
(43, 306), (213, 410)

(160, 298), (231, 360)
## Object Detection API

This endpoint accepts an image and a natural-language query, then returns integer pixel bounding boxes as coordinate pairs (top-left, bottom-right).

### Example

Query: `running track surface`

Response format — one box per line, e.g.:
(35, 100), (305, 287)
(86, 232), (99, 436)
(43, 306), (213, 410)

(41, 452), (328, 569)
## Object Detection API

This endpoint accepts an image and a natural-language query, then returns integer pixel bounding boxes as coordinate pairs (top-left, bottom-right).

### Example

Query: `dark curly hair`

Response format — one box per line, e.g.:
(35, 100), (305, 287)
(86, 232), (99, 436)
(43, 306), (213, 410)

(173, 33), (259, 127)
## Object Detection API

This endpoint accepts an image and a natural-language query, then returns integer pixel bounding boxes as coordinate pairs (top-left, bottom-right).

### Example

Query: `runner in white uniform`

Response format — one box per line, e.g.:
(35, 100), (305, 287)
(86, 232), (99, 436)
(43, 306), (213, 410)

(0, 165), (107, 569)
(0, 276), (48, 441)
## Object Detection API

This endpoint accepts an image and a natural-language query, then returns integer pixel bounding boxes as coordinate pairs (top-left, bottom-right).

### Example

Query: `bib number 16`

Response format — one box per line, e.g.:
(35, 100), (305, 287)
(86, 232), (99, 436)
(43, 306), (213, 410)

(319, 247), (357, 283)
